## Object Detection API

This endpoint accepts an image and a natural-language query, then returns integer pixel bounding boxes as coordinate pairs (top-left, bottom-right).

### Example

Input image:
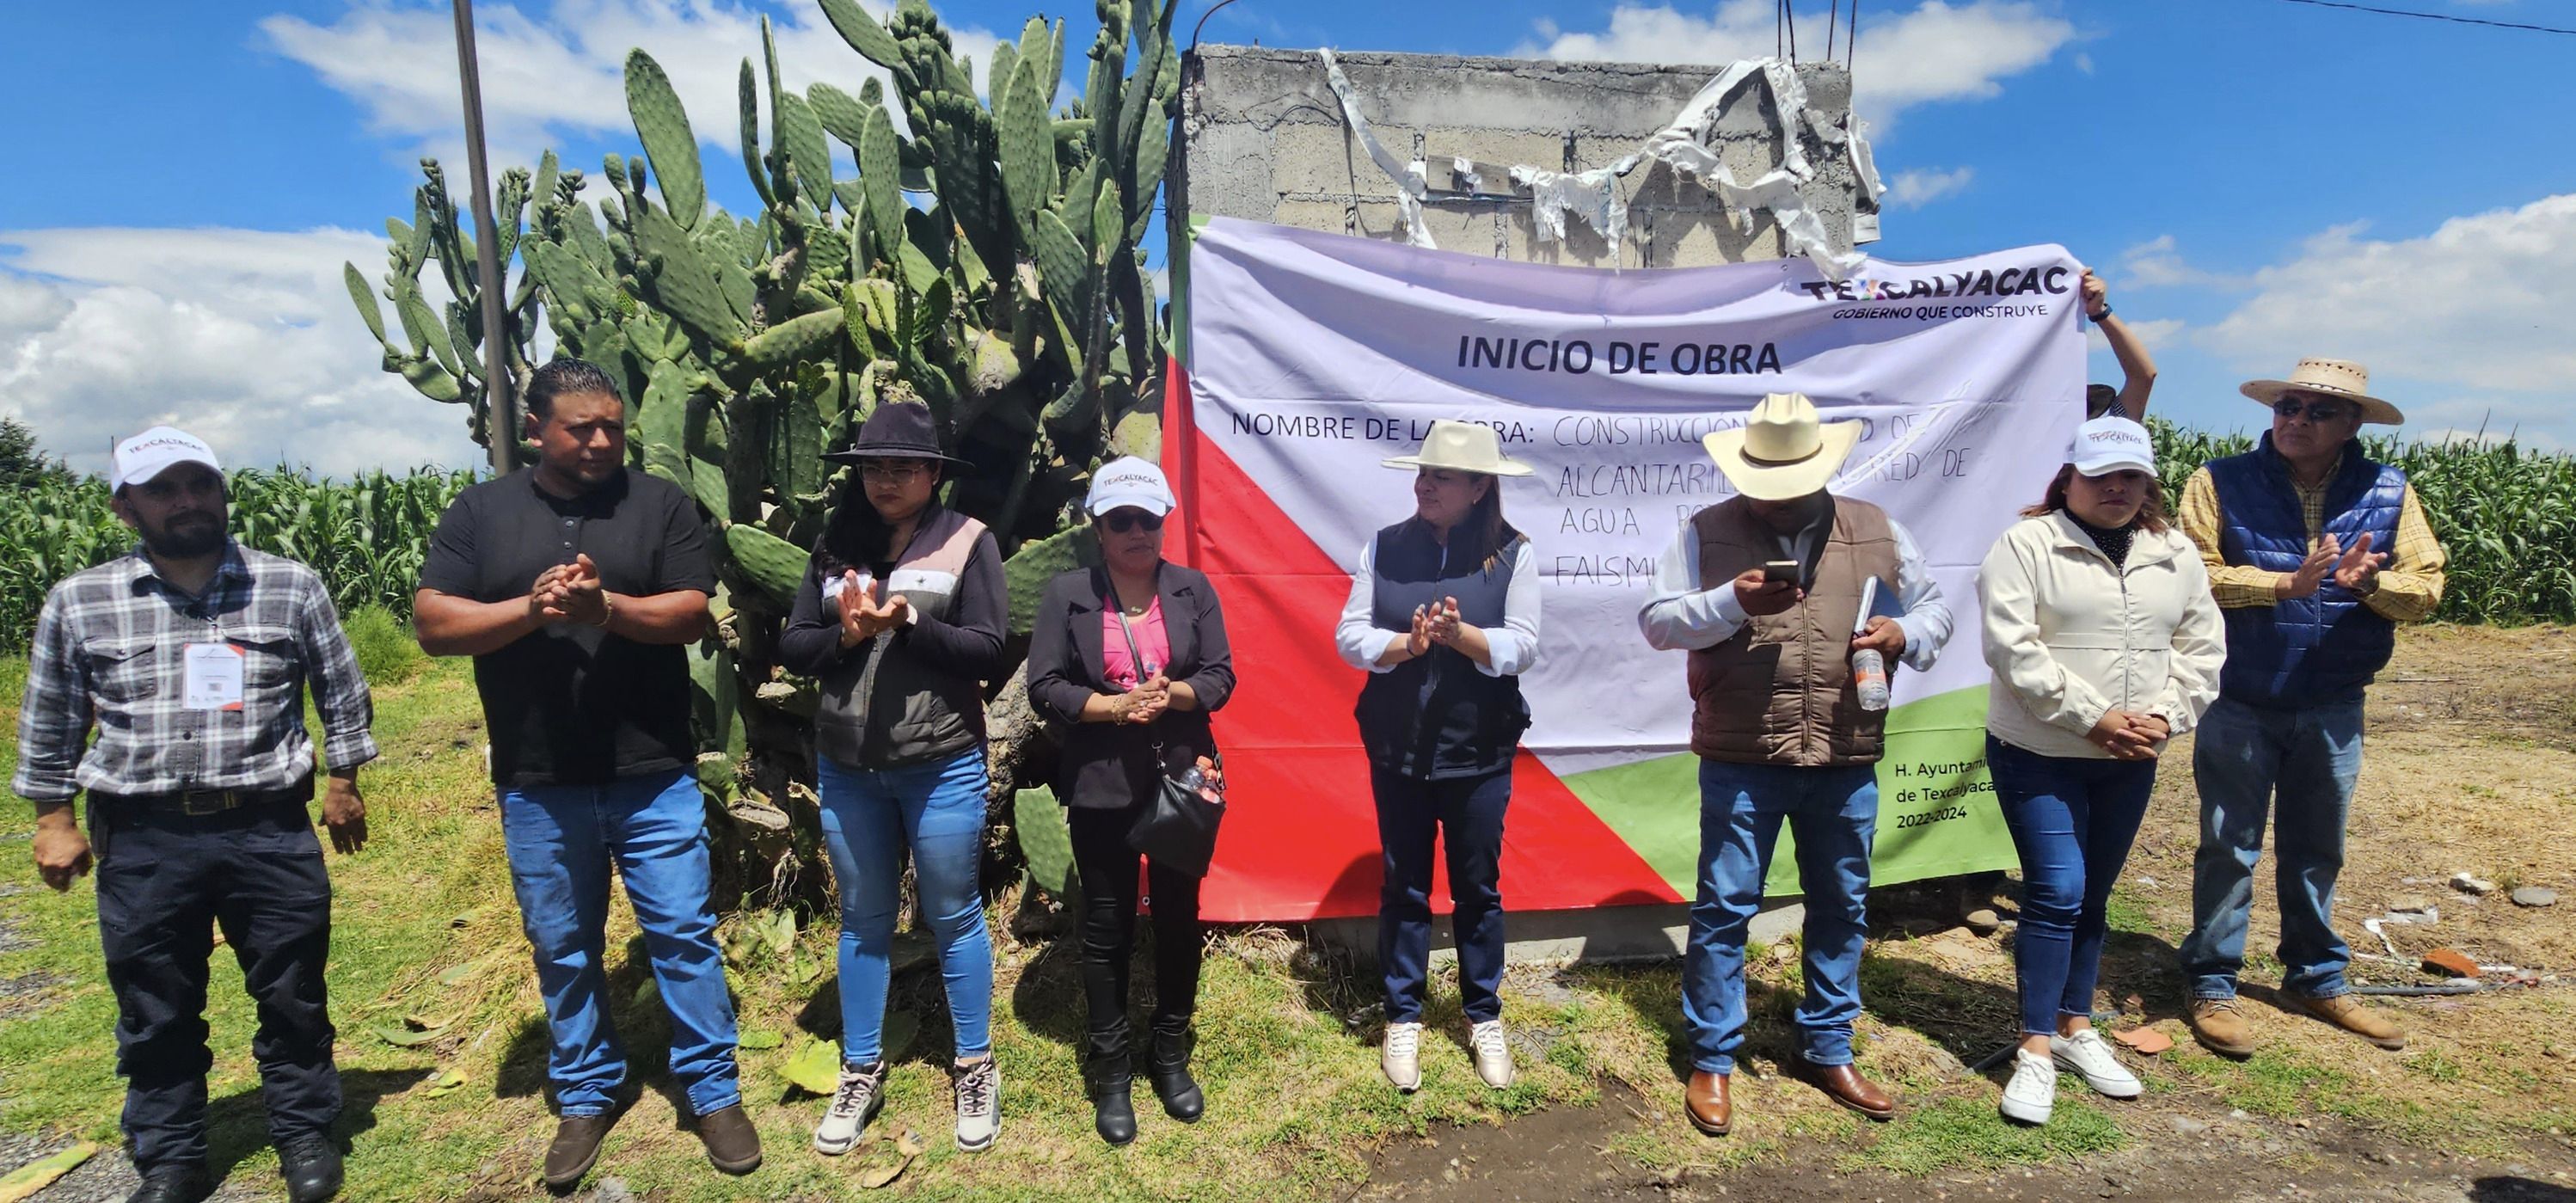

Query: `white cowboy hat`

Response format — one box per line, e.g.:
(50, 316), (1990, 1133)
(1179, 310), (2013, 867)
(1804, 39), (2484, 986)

(1702, 393), (1863, 500)
(2239, 359), (2405, 426)
(1381, 419), (1533, 477)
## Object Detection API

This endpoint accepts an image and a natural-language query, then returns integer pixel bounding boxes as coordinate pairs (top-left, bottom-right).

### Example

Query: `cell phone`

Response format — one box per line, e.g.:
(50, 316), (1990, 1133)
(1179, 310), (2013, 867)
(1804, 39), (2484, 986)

(1763, 560), (1800, 585)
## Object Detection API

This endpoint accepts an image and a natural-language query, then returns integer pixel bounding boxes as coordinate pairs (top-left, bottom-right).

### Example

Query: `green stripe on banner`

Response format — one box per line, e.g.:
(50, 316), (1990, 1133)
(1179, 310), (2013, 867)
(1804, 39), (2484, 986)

(1559, 686), (2015, 899)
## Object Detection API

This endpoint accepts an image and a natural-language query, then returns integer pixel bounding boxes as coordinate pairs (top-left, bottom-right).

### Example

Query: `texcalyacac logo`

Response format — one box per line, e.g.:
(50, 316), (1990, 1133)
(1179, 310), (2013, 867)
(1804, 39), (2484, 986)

(1797, 265), (2072, 303)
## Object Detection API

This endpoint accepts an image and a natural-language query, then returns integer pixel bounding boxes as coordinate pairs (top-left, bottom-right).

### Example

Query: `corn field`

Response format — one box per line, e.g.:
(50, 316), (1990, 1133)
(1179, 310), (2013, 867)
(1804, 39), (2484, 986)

(0, 467), (475, 650)
(2150, 418), (2576, 625)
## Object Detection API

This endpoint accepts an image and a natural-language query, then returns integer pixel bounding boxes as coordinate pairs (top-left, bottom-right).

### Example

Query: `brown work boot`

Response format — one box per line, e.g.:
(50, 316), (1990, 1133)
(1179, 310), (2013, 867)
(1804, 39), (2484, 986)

(1794, 1058), (1895, 1120)
(695, 1104), (763, 1175)
(2293, 992), (2406, 1050)
(1684, 1071), (1732, 1135)
(543, 1113), (620, 1189)
(2187, 997), (2256, 1059)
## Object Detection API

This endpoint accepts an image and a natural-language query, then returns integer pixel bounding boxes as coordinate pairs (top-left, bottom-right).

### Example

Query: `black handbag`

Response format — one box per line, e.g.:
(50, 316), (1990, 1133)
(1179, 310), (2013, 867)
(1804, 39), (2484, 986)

(1107, 586), (1225, 877)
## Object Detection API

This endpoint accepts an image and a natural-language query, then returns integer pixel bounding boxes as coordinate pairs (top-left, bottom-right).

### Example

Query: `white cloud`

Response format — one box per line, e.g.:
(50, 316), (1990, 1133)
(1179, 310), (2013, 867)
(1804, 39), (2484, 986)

(2085, 316), (2183, 352)
(0, 228), (483, 478)
(1518, 0), (2074, 129)
(2117, 234), (2249, 291)
(1886, 165), (1973, 208)
(261, 0), (1003, 169)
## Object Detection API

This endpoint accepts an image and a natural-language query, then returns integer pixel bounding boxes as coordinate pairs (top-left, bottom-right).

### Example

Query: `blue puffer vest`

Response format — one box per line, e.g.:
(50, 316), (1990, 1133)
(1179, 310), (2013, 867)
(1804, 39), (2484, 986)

(1353, 519), (1532, 781)
(2206, 434), (2408, 707)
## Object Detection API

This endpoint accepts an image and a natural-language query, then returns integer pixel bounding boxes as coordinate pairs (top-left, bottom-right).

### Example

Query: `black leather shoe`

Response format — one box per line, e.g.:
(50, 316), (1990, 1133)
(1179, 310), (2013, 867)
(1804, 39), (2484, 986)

(1149, 1027), (1205, 1122)
(277, 1132), (344, 1202)
(126, 1165), (215, 1203)
(543, 1112), (620, 1189)
(1087, 1049), (1138, 1146)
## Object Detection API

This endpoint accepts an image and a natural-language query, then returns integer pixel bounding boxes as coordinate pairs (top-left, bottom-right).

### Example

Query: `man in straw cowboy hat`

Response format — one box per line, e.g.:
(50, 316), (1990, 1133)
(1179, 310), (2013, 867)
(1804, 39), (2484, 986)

(2175, 359), (2445, 1059)
(1641, 393), (1955, 1135)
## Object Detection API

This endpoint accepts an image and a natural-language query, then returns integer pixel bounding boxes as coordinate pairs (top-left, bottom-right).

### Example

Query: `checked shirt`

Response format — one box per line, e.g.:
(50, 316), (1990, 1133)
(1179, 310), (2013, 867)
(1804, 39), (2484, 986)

(12, 541), (378, 802)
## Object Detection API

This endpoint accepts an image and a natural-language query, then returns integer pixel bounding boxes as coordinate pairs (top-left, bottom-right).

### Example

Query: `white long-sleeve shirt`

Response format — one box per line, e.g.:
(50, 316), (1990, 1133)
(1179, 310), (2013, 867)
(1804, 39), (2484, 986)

(1636, 515), (1953, 673)
(1335, 536), (1543, 678)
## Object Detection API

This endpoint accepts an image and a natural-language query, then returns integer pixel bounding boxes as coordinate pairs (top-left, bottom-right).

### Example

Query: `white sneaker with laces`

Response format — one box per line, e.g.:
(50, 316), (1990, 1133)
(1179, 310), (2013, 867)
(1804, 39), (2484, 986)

(1382, 1022), (1423, 1093)
(2050, 1028), (2143, 1098)
(1999, 1048), (2057, 1125)
(813, 1061), (886, 1156)
(1469, 1020), (1515, 1089)
(953, 1057), (1001, 1153)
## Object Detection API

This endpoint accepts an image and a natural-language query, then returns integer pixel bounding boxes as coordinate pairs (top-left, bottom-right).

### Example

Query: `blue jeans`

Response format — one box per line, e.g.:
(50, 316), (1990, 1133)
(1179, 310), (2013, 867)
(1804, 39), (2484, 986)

(499, 769), (740, 1118)
(816, 748), (995, 1065)
(2181, 695), (2365, 1000)
(1684, 760), (1877, 1076)
(1988, 736), (2157, 1037)
(1371, 767), (1511, 1025)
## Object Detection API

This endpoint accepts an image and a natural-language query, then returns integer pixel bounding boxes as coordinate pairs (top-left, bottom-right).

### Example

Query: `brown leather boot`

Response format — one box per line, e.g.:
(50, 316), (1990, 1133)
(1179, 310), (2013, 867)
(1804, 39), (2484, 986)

(695, 1104), (763, 1175)
(2187, 997), (2256, 1059)
(2294, 992), (2406, 1050)
(1684, 1071), (1732, 1135)
(1794, 1058), (1895, 1120)
(543, 1113), (619, 1189)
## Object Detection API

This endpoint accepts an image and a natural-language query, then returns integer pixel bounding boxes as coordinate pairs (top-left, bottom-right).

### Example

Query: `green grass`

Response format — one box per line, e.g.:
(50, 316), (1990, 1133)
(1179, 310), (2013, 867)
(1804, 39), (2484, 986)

(1851, 1096), (2125, 1175)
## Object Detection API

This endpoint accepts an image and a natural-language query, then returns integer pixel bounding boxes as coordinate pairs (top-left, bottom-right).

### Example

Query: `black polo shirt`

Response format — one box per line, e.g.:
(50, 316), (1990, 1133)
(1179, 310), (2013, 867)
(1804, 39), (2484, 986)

(418, 468), (714, 789)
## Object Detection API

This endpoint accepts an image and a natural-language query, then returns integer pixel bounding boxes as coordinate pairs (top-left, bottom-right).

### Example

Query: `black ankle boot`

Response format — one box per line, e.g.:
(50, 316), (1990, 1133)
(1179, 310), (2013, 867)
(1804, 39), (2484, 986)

(1087, 1049), (1137, 1146)
(1149, 1027), (1205, 1122)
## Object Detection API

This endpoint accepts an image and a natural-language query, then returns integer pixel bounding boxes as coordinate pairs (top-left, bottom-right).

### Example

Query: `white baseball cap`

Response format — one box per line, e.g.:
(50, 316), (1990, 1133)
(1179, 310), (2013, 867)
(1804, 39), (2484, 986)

(1086, 456), (1175, 518)
(2070, 415), (2155, 477)
(110, 426), (223, 492)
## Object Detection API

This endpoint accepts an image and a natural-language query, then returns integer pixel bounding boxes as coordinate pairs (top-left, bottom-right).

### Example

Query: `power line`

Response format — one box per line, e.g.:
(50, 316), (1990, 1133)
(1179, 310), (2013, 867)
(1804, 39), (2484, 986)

(2272, 0), (2576, 36)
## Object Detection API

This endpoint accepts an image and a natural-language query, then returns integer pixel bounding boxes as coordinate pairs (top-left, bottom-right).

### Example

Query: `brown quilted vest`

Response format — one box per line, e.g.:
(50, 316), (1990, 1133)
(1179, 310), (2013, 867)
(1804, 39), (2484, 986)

(1684, 496), (1900, 767)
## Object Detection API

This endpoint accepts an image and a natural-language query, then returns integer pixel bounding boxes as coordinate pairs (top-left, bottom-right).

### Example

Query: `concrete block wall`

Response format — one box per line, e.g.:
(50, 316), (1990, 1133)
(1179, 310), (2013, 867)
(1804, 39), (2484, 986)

(1175, 45), (1873, 270)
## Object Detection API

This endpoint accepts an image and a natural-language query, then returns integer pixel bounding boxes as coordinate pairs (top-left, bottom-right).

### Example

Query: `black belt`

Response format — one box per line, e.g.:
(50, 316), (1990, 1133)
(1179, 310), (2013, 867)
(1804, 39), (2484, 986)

(95, 780), (313, 817)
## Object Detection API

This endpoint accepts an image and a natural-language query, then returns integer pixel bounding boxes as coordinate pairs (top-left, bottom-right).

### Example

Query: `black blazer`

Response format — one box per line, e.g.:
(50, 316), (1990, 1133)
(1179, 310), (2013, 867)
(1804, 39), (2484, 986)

(1025, 562), (1236, 810)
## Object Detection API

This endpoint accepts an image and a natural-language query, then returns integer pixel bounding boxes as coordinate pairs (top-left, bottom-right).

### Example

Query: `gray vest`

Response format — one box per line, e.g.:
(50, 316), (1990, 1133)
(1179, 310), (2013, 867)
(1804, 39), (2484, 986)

(814, 506), (990, 768)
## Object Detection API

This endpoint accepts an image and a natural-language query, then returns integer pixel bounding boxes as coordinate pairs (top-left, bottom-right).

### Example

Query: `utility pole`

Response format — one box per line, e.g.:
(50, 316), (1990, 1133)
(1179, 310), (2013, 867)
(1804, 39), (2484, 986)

(451, 0), (518, 472)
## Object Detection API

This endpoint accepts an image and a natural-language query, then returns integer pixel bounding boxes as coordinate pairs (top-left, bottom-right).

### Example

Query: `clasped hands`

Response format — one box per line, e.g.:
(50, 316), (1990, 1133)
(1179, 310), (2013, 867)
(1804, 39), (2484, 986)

(2280, 531), (2387, 600)
(2087, 709), (2171, 760)
(1399, 597), (1475, 658)
(1107, 673), (1175, 724)
(526, 555), (609, 627)
(834, 568), (914, 648)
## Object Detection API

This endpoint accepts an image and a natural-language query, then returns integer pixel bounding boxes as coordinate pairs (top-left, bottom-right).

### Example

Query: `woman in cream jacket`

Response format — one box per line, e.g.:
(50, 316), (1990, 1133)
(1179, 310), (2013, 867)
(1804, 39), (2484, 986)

(1978, 415), (2224, 1126)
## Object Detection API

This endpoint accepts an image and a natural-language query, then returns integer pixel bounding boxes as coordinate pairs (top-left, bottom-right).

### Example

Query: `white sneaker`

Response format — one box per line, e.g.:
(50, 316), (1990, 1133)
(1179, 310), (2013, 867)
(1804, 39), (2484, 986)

(953, 1057), (1001, 1152)
(1999, 1048), (2057, 1125)
(1382, 1022), (1423, 1092)
(2050, 1028), (2143, 1099)
(812, 1060), (886, 1156)
(1469, 1020), (1515, 1089)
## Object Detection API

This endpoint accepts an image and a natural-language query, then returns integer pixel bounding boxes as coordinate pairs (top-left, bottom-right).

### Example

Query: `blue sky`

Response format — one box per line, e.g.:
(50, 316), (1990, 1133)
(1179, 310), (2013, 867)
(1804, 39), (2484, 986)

(4, 0), (2572, 475)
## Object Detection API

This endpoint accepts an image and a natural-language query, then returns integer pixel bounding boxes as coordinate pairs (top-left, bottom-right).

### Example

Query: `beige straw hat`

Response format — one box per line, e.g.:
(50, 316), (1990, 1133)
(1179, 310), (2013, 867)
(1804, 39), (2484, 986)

(1702, 392), (1863, 500)
(1382, 419), (1534, 477)
(2238, 359), (2405, 426)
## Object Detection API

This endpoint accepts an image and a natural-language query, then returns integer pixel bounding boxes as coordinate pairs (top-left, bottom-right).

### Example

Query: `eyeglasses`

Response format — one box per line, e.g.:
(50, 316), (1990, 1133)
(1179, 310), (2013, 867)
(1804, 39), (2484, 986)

(859, 463), (930, 484)
(1100, 509), (1165, 534)
(2273, 396), (2351, 423)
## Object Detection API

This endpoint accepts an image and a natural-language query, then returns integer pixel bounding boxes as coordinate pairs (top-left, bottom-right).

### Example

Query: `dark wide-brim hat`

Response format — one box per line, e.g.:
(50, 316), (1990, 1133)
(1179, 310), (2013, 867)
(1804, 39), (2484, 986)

(822, 401), (970, 466)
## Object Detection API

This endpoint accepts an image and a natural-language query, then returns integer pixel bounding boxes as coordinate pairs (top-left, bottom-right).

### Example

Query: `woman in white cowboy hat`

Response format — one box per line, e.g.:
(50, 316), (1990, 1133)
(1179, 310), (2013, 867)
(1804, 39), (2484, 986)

(1334, 419), (1543, 1096)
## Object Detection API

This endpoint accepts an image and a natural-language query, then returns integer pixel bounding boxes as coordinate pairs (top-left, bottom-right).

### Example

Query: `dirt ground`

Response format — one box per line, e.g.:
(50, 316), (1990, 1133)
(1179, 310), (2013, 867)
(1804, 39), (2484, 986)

(1357, 624), (2576, 1203)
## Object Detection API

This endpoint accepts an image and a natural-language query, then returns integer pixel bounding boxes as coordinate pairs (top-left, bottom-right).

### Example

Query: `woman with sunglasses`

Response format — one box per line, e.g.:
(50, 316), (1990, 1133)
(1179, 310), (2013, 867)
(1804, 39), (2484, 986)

(1334, 420), (1542, 1096)
(1026, 457), (1236, 1146)
(779, 402), (1009, 1157)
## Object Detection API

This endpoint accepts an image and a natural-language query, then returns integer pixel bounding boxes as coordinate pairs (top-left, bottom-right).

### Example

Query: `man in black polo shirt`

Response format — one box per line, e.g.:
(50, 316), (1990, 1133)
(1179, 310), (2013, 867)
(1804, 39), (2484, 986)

(414, 358), (757, 1187)
(17, 425), (373, 1203)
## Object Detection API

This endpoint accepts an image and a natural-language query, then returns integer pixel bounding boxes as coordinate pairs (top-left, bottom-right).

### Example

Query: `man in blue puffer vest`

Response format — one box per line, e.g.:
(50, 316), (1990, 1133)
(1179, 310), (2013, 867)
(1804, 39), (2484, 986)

(2173, 359), (2447, 1059)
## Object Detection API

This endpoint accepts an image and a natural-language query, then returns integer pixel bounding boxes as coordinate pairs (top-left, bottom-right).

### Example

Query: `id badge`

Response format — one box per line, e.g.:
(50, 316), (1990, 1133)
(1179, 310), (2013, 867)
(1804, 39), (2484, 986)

(181, 642), (247, 711)
(821, 571), (875, 604)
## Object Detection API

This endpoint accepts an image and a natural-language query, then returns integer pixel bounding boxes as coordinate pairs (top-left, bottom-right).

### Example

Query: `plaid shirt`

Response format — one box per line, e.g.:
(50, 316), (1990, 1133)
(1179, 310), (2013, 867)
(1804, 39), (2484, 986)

(12, 541), (378, 803)
(2178, 453), (2447, 623)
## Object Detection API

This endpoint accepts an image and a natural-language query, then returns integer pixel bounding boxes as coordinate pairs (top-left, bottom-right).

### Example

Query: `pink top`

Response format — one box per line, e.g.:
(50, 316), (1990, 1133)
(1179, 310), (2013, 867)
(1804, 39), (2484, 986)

(1101, 595), (1170, 690)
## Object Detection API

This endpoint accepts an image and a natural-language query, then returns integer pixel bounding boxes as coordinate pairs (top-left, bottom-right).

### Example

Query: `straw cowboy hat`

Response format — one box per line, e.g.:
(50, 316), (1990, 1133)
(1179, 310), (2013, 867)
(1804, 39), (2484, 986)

(2239, 359), (2406, 426)
(1703, 392), (1863, 500)
(1382, 419), (1533, 477)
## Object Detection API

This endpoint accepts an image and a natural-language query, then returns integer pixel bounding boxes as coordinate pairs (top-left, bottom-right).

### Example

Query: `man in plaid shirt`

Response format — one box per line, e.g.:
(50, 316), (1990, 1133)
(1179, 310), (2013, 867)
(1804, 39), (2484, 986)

(2173, 359), (2447, 1061)
(15, 426), (376, 1203)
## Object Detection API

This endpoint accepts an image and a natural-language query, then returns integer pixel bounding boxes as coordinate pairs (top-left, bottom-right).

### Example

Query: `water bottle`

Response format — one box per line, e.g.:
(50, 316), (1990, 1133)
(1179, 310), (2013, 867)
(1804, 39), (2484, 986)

(1853, 648), (1889, 712)
(1175, 762), (1223, 804)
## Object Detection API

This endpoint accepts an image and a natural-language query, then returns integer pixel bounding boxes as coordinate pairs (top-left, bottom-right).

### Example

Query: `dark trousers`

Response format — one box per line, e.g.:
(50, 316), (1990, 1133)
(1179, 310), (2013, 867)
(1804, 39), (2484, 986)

(1371, 766), (1511, 1025)
(1067, 803), (1202, 1059)
(91, 800), (340, 1172)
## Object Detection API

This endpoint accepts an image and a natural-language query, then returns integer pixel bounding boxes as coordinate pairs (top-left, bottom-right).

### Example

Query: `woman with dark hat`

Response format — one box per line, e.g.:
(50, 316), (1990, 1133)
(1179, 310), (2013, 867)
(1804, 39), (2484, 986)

(778, 402), (1009, 1157)
(1026, 456), (1236, 1146)
(1334, 420), (1543, 1096)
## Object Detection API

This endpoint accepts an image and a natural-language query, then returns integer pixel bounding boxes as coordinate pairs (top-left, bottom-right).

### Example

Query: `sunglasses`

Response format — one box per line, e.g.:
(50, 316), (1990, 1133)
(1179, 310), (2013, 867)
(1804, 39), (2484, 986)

(2273, 396), (2352, 423)
(1100, 509), (1165, 534)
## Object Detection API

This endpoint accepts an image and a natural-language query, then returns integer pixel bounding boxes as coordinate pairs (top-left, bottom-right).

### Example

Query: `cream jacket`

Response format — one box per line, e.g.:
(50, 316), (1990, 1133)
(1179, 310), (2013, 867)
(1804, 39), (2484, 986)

(1978, 512), (2227, 760)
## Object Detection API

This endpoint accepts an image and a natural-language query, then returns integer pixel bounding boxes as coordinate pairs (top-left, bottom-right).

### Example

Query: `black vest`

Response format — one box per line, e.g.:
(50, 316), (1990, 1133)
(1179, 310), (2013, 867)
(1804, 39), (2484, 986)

(1353, 520), (1531, 780)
